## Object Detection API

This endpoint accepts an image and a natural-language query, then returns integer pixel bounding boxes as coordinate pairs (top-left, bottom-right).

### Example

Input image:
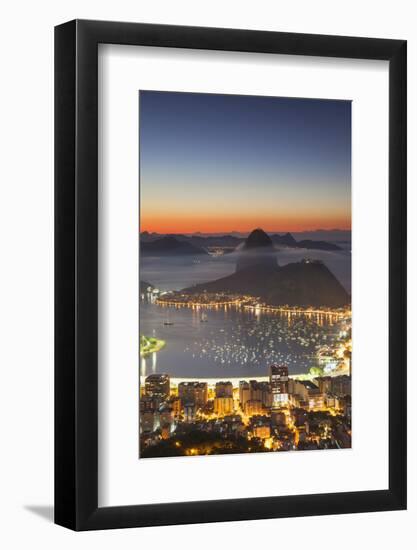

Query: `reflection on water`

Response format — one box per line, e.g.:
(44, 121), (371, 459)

(141, 351), (157, 376)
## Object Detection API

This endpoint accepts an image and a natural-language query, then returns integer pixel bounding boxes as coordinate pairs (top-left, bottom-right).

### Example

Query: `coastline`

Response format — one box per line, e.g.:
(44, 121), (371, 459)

(139, 369), (348, 389)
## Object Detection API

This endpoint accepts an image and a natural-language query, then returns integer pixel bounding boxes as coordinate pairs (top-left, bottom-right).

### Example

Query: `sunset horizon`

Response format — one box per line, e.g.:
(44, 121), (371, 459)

(139, 91), (351, 238)
(140, 224), (351, 234)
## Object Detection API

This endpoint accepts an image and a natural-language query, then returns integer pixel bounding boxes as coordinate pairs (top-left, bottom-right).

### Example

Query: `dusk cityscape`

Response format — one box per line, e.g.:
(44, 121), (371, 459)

(139, 91), (351, 458)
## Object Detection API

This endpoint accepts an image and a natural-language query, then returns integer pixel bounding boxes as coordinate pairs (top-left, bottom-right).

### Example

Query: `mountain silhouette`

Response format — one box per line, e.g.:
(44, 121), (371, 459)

(244, 228), (274, 248)
(271, 232), (298, 247)
(235, 228), (277, 272)
(295, 239), (341, 251)
(140, 235), (208, 256)
(183, 228), (349, 307)
(139, 230), (341, 251)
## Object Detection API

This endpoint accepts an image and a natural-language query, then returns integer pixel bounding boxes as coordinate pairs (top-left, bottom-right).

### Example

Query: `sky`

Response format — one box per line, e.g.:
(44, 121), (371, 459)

(139, 91), (351, 234)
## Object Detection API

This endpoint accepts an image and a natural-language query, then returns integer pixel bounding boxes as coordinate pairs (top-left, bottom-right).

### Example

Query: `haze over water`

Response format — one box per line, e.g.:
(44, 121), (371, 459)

(141, 243), (351, 293)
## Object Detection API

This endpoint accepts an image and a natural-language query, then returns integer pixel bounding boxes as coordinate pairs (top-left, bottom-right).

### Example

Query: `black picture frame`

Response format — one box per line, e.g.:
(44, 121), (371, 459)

(55, 19), (407, 531)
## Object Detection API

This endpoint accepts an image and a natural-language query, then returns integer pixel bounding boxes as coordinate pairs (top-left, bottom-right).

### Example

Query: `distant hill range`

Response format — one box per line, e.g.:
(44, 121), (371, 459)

(182, 228), (350, 308)
(270, 232), (341, 251)
(140, 230), (342, 252)
(140, 235), (208, 256)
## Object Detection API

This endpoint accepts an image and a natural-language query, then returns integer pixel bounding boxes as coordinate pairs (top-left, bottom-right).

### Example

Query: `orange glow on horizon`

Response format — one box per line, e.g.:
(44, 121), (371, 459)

(140, 215), (351, 234)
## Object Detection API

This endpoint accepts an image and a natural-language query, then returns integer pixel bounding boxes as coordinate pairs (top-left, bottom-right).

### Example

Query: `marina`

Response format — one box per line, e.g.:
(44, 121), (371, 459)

(140, 291), (350, 379)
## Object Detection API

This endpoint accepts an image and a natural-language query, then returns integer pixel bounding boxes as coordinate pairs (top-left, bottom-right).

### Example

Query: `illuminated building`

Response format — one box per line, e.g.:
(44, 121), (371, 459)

(183, 403), (197, 422)
(169, 396), (182, 417)
(161, 424), (171, 440)
(345, 353), (352, 377)
(145, 374), (170, 400)
(307, 393), (325, 411)
(291, 380), (324, 411)
(244, 399), (264, 417)
(288, 393), (300, 407)
(250, 416), (271, 439)
(325, 393), (340, 409)
(215, 381), (233, 398)
(290, 380), (308, 401)
(253, 424), (271, 439)
(269, 364), (289, 408)
(314, 376), (333, 394)
(239, 381), (250, 409)
(291, 379), (319, 403)
(260, 382), (272, 408)
(214, 396), (234, 416)
(300, 379), (319, 393)
(178, 381), (208, 408)
(249, 380), (272, 408)
(140, 395), (161, 413)
(249, 380), (263, 402)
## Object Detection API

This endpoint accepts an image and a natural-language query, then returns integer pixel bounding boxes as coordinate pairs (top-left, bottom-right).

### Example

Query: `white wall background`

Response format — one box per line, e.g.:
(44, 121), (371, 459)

(0, 1), (414, 547)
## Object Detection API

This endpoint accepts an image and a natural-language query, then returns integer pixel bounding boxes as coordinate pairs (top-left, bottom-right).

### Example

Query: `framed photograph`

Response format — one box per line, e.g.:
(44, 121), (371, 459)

(55, 20), (406, 530)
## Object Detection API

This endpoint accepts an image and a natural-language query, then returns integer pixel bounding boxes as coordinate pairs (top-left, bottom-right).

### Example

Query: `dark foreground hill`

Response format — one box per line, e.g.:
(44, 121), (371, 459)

(184, 261), (349, 307)
(183, 228), (349, 307)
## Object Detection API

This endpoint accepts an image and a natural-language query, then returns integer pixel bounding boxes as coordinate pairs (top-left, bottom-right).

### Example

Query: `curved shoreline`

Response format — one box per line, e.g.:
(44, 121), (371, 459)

(156, 297), (350, 319)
